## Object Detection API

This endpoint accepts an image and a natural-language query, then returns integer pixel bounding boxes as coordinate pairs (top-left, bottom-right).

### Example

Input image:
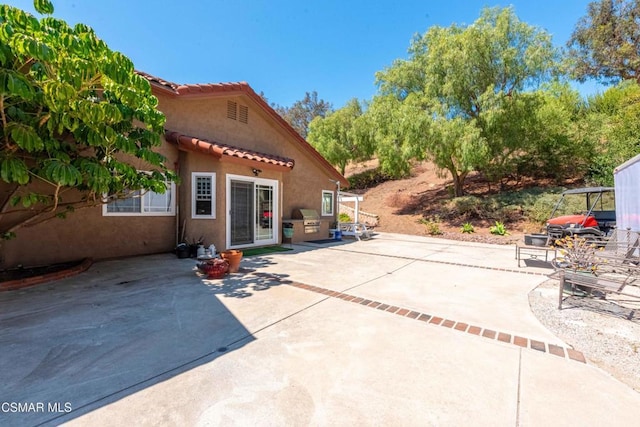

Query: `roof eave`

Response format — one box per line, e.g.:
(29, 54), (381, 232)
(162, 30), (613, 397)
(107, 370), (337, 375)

(140, 71), (348, 187)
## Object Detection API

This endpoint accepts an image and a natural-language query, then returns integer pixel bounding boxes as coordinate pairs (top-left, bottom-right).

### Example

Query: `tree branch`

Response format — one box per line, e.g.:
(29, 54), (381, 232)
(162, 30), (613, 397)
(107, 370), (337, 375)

(51, 183), (61, 211)
(0, 95), (10, 149)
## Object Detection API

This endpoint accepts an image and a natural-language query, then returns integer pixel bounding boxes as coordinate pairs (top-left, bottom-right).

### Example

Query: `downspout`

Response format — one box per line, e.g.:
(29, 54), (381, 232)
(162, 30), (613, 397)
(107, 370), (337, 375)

(329, 179), (340, 227)
(174, 160), (180, 247)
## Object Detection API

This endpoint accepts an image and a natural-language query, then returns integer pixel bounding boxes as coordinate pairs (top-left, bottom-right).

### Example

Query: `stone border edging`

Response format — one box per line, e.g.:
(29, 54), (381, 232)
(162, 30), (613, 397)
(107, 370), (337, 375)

(0, 258), (93, 292)
(288, 281), (586, 364)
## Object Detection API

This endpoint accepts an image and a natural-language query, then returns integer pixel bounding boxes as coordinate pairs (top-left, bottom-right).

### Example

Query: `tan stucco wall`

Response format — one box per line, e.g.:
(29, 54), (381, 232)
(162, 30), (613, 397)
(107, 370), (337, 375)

(1, 142), (179, 269)
(160, 93), (339, 244)
(2, 210), (177, 268)
(0, 90), (340, 269)
(177, 153), (333, 250)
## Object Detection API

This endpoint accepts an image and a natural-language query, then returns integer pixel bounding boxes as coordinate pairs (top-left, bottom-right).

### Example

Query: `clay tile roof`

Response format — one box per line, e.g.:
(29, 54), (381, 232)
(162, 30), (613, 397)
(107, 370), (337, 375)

(137, 70), (180, 91)
(137, 71), (249, 97)
(165, 131), (295, 171)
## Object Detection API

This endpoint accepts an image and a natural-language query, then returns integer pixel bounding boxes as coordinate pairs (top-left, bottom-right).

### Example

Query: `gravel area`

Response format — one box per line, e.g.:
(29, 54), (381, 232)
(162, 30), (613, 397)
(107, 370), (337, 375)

(529, 279), (640, 391)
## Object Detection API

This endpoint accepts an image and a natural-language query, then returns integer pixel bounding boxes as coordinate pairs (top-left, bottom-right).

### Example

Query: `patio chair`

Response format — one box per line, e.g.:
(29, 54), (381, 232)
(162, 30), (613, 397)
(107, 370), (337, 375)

(339, 222), (372, 240)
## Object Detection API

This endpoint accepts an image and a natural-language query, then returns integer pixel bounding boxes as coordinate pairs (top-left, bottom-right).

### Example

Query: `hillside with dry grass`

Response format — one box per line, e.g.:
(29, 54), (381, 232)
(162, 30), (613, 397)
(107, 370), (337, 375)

(343, 160), (580, 245)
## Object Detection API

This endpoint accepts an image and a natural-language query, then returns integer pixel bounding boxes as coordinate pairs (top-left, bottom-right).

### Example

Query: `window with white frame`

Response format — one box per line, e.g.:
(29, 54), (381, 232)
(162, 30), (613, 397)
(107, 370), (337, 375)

(321, 190), (334, 216)
(103, 181), (175, 216)
(192, 172), (216, 218)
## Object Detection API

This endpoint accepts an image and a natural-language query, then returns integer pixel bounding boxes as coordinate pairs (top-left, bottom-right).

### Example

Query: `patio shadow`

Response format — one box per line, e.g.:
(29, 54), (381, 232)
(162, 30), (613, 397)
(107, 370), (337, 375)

(0, 254), (258, 426)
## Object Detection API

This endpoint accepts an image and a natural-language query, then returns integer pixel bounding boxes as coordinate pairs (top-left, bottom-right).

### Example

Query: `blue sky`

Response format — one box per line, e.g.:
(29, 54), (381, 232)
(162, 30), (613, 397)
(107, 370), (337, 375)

(8, 0), (604, 108)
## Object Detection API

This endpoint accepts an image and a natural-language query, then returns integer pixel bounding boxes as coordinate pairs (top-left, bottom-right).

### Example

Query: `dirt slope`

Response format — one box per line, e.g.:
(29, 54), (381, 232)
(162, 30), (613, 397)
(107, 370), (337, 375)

(344, 160), (527, 245)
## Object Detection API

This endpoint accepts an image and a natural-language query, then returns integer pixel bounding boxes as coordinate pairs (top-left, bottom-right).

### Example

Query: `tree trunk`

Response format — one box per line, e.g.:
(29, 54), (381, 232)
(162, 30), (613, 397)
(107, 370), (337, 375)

(450, 171), (468, 197)
(453, 175), (464, 197)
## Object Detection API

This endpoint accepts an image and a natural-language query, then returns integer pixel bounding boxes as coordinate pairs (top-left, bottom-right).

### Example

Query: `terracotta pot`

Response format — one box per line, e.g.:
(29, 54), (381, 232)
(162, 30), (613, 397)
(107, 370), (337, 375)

(220, 250), (243, 273)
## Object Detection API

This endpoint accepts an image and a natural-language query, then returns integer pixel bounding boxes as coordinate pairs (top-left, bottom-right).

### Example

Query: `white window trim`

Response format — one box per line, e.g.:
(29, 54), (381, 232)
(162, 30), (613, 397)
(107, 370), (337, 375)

(321, 190), (334, 216)
(102, 182), (176, 217)
(192, 172), (216, 219)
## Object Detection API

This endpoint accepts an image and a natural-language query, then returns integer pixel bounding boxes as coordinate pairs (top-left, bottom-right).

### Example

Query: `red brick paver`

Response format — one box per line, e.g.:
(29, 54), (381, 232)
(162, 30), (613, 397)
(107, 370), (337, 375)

(548, 344), (566, 358)
(513, 336), (528, 348)
(442, 320), (455, 328)
(498, 333), (511, 344)
(467, 326), (482, 336)
(482, 329), (496, 339)
(429, 316), (444, 325)
(530, 340), (546, 352)
(454, 322), (468, 332)
(567, 349), (586, 363)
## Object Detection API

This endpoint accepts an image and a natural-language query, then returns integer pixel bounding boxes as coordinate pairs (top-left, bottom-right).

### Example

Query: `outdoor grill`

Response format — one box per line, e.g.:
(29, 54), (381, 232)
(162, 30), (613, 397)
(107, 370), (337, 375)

(292, 208), (321, 234)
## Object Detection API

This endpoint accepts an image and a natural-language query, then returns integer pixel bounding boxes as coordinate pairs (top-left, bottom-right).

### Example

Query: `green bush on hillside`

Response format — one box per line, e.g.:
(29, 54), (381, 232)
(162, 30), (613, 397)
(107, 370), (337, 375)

(347, 167), (393, 190)
(441, 187), (573, 225)
(524, 192), (586, 224)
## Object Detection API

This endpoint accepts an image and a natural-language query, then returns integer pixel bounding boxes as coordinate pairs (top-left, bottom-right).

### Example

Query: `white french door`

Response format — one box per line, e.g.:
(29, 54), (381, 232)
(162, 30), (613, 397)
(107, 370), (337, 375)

(226, 174), (279, 248)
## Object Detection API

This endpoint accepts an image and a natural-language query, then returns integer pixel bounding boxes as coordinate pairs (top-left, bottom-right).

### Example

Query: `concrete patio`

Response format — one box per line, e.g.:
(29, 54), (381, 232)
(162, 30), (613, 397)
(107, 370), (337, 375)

(1, 232), (638, 426)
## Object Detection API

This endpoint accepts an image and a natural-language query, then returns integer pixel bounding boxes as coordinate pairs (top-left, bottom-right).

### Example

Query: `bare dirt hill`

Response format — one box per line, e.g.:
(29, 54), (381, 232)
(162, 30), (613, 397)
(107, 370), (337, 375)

(344, 160), (534, 245)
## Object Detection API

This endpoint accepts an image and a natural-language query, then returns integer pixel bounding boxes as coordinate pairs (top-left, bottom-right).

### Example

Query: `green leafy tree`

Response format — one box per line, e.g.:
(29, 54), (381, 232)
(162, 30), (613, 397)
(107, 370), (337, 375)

(584, 80), (640, 185)
(307, 98), (373, 175)
(518, 82), (590, 181)
(478, 82), (587, 184)
(373, 7), (559, 196)
(275, 91), (332, 138)
(364, 93), (431, 179)
(0, 0), (175, 238)
(567, 0), (640, 84)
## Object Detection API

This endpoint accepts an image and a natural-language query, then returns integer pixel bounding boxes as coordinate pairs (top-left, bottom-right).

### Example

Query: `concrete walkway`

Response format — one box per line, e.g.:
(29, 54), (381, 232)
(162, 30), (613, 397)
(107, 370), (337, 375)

(0, 233), (638, 426)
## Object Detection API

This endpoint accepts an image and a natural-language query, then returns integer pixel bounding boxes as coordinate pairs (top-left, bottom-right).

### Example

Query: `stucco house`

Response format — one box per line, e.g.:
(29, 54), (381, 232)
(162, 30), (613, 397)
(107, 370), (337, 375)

(0, 72), (348, 269)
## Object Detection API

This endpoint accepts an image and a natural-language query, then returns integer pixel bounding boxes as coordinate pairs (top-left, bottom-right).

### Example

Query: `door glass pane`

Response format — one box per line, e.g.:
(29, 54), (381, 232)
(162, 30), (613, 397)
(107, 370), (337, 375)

(256, 184), (274, 241)
(230, 180), (254, 246)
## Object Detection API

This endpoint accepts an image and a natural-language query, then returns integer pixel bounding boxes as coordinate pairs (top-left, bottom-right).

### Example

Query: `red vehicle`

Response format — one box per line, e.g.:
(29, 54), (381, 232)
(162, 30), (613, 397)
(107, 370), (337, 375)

(546, 187), (616, 243)
(260, 209), (272, 228)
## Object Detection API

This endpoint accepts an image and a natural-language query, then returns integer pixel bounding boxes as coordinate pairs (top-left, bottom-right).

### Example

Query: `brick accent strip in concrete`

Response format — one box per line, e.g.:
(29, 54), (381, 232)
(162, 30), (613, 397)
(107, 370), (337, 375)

(288, 281), (586, 364)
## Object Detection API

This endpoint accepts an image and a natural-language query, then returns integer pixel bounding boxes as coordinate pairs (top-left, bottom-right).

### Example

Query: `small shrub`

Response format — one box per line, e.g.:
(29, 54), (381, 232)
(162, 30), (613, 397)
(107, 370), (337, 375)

(339, 213), (352, 223)
(525, 191), (584, 224)
(526, 193), (564, 224)
(450, 196), (485, 219)
(347, 167), (392, 189)
(420, 216), (443, 235)
(489, 221), (509, 236)
(460, 222), (475, 234)
(497, 205), (523, 223)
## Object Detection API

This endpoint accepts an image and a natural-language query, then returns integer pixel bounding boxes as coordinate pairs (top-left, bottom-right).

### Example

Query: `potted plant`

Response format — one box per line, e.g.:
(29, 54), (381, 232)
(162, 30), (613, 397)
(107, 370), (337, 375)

(552, 235), (605, 293)
(197, 258), (229, 279)
(186, 235), (205, 258)
(175, 243), (190, 259)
